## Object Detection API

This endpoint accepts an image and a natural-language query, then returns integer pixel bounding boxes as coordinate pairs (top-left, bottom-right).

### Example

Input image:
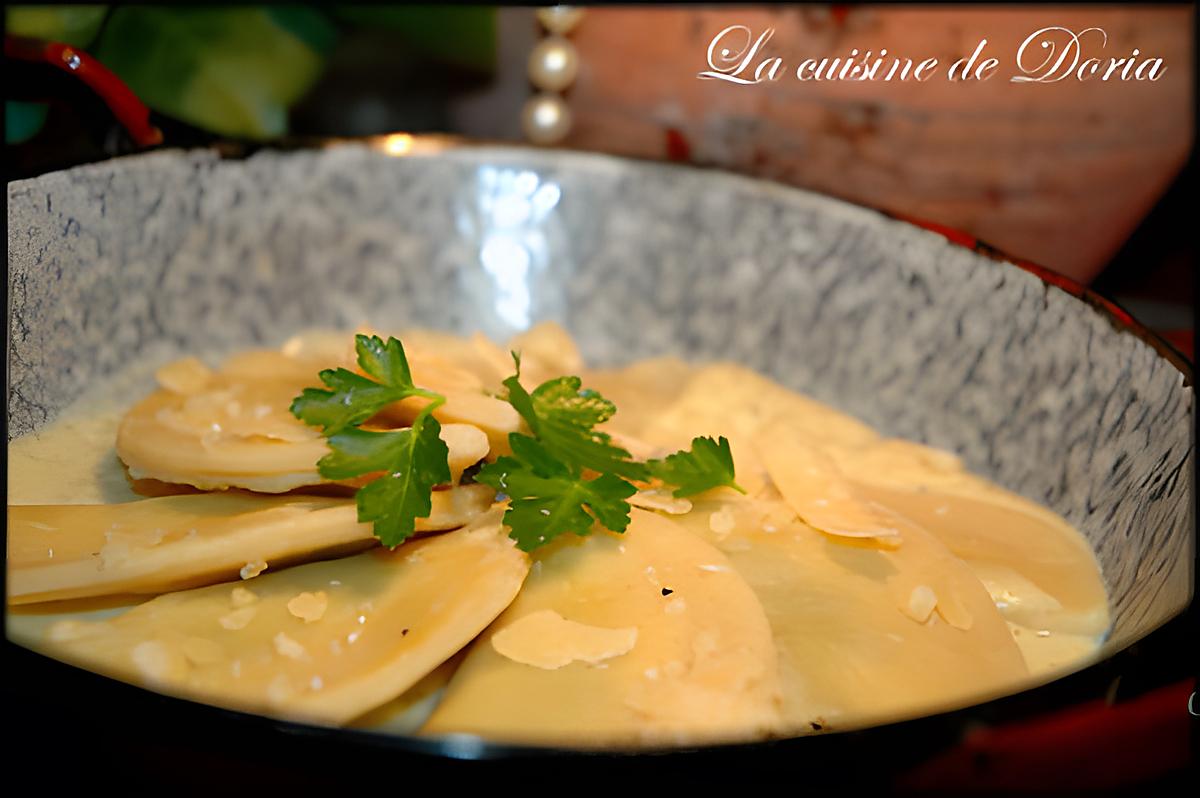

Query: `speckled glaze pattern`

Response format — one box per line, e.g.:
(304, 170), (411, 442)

(7, 144), (1193, 651)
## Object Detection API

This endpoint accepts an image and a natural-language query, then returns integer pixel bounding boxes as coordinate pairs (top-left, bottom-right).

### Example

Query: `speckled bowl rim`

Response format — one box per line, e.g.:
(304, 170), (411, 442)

(6, 135), (1195, 767)
(202, 131), (1194, 384)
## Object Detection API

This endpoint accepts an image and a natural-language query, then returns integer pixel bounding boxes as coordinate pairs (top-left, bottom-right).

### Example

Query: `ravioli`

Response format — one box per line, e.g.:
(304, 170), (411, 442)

(6, 327), (1112, 746)
(29, 512), (529, 726)
(422, 509), (783, 747)
(754, 420), (901, 539)
(8, 486), (495, 604)
(628, 363), (883, 496)
(117, 372), (492, 493)
(677, 493), (1032, 732)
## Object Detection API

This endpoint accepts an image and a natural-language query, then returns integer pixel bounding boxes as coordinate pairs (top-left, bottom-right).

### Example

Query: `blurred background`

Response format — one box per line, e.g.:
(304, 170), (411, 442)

(5, 4), (1193, 356)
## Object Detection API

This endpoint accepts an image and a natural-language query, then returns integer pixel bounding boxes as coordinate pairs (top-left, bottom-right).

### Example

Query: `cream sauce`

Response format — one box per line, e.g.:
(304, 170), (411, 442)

(583, 357), (1110, 683)
(7, 324), (1111, 741)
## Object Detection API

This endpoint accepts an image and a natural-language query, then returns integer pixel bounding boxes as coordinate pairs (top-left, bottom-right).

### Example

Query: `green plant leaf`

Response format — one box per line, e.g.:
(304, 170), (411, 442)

(329, 5), (495, 73)
(266, 6), (339, 55)
(646, 436), (745, 497)
(5, 101), (50, 145)
(348, 413), (452, 548)
(6, 6), (108, 48)
(290, 335), (431, 435)
(498, 359), (649, 482)
(290, 335), (452, 548)
(476, 435), (638, 552)
(93, 7), (331, 140)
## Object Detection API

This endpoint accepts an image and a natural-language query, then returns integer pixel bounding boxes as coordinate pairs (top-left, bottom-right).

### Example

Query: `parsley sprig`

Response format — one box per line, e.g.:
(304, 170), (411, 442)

(499, 354), (649, 481)
(475, 433), (637, 551)
(290, 334), (450, 547)
(290, 334), (442, 435)
(646, 435), (745, 497)
(474, 354), (646, 551)
(292, 337), (743, 552)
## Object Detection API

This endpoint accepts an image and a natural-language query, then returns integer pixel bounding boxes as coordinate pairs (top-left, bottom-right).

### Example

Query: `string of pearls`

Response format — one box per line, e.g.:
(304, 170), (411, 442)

(521, 6), (584, 145)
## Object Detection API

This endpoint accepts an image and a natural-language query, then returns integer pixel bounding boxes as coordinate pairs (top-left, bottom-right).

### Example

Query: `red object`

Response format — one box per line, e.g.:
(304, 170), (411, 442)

(664, 127), (691, 163)
(899, 679), (1195, 790)
(5, 34), (162, 148)
(891, 211), (978, 250)
(1160, 329), (1194, 360)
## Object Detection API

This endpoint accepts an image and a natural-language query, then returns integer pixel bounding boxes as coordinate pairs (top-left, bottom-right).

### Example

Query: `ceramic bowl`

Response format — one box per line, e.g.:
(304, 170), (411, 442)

(5, 141), (1193, 788)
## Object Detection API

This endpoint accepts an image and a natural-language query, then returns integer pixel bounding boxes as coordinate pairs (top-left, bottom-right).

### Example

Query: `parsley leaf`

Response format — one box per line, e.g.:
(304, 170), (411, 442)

(290, 338), (745, 554)
(500, 355), (648, 481)
(355, 333), (414, 386)
(345, 412), (451, 547)
(290, 335), (451, 547)
(646, 436), (745, 497)
(476, 433), (637, 551)
(289, 334), (436, 435)
(530, 376), (616, 427)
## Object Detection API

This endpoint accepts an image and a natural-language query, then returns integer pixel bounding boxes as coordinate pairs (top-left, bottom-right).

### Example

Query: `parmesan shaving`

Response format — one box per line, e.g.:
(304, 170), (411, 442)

(155, 357), (213, 395)
(240, 560), (267, 580)
(902, 585), (938, 624)
(131, 640), (187, 683)
(273, 632), (308, 661)
(218, 606), (257, 631)
(708, 508), (736, 537)
(230, 586), (258, 607)
(629, 490), (694, 515)
(491, 610), (638, 670)
(287, 591), (329, 623)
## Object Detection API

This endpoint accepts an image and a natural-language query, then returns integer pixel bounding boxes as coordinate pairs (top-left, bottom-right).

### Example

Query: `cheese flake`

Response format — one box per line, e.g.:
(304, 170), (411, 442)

(287, 591), (329, 623)
(240, 560), (267, 580)
(901, 585), (938, 624)
(491, 609), (638, 670)
(273, 632), (308, 660)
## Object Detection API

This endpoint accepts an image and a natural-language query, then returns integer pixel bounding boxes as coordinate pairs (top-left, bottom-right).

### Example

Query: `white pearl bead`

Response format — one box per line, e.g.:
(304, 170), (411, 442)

(535, 6), (584, 36)
(527, 36), (579, 93)
(521, 93), (572, 145)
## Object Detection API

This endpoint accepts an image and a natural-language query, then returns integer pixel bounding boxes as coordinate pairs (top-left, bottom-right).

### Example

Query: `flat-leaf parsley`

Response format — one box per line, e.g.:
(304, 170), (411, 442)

(291, 334), (450, 547)
(293, 338), (742, 552)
